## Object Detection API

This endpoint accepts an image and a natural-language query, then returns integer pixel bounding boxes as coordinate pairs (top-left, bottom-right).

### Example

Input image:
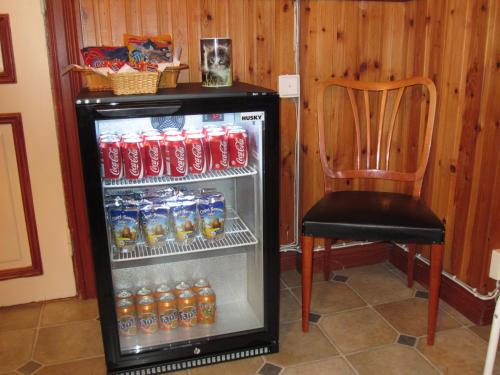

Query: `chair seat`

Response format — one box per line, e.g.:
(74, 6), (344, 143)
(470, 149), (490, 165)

(302, 191), (444, 244)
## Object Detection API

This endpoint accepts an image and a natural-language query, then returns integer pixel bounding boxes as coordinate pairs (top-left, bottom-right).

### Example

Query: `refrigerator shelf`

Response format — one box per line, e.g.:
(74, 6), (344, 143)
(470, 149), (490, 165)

(102, 166), (257, 189)
(111, 214), (257, 262)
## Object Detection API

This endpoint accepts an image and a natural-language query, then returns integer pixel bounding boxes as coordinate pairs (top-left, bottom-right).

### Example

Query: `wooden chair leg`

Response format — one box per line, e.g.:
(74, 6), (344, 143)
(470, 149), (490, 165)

(427, 243), (444, 345)
(407, 244), (416, 288)
(301, 235), (314, 332)
(324, 238), (332, 281)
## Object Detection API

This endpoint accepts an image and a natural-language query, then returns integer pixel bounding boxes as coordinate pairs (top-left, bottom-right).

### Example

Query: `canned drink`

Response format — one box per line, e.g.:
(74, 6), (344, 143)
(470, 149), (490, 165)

(116, 299), (137, 336)
(141, 130), (161, 139)
(174, 281), (192, 297)
(196, 287), (216, 324)
(157, 292), (179, 330)
(154, 284), (171, 300)
(115, 289), (133, 301)
(143, 135), (165, 177)
(177, 290), (197, 327)
(100, 135), (122, 179)
(164, 135), (187, 177)
(121, 132), (140, 141)
(182, 128), (203, 137)
(192, 278), (210, 294)
(203, 126), (224, 135)
(121, 137), (144, 179)
(137, 296), (158, 334)
(228, 128), (248, 168)
(186, 133), (207, 174)
(136, 287), (153, 302)
(207, 131), (228, 170)
(163, 128), (182, 137)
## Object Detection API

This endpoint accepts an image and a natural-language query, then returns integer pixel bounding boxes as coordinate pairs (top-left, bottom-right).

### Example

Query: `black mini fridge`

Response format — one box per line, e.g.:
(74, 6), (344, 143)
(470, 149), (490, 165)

(75, 82), (280, 374)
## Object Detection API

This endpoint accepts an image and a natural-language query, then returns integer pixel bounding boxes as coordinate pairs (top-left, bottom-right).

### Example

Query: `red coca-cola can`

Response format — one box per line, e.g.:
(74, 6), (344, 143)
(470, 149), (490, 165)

(100, 135), (122, 179)
(143, 135), (165, 177)
(228, 129), (249, 168)
(186, 134), (207, 174)
(164, 135), (187, 177)
(203, 126), (224, 136)
(182, 128), (203, 137)
(121, 137), (144, 179)
(207, 131), (228, 170)
(163, 128), (182, 137)
(142, 130), (161, 140)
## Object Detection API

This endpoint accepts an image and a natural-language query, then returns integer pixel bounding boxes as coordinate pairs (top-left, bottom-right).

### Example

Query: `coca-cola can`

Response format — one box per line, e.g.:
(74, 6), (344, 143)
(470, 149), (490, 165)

(182, 128), (203, 137)
(100, 135), (122, 179)
(165, 135), (187, 177)
(163, 128), (182, 137)
(203, 126), (224, 136)
(142, 130), (161, 140)
(122, 137), (144, 179)
(228, 128), (249, 168)
(186, 134), (207, 174)
(207, 131), (228, 170)
(143, 135), (165, 177)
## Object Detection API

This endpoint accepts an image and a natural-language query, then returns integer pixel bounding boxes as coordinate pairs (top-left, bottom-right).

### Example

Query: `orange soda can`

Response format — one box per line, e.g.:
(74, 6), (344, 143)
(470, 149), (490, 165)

(136, 287), (153, 302)
(174, 281), (192, 297)
(115, 289), (133, 301)
(196, 287), (216, 324)
(116, 299), (137, 336)
(137, 296), (158, 334)
(192, 278), (210, 294)
(177, 289), (197, 327)
(154, 284), (171, 300)
(157, 292), (178, 330)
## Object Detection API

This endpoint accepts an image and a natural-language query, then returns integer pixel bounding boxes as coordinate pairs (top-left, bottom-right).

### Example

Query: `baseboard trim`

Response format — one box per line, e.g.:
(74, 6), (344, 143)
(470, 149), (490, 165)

(389, 245), (494, 326)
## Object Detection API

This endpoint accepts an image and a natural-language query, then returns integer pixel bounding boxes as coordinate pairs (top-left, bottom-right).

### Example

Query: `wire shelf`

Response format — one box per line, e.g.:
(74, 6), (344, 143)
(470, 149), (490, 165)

(111, 214), (257, 262)
(103, 166), (257, 189)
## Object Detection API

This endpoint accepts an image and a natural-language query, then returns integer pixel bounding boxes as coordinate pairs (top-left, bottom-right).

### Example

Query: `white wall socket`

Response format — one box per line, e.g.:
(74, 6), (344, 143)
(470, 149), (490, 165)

(278, 74), (300, 98)
(489, 249), (500, 280)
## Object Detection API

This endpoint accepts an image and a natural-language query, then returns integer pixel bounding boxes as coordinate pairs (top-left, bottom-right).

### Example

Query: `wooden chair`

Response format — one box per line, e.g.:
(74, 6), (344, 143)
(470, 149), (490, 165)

(301, 76), (444, 345)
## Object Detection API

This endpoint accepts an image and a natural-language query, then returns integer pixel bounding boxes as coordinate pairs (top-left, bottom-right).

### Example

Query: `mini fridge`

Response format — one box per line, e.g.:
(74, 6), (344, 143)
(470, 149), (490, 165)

(75, 82), (280, 374)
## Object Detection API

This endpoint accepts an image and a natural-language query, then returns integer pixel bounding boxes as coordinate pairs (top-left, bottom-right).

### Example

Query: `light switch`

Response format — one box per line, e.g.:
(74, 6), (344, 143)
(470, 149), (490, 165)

(278, 75), (300, 98)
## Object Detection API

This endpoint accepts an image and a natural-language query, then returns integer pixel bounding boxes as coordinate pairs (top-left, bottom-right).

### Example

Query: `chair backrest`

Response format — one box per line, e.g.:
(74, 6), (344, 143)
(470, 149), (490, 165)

(317, 76), (437, 197)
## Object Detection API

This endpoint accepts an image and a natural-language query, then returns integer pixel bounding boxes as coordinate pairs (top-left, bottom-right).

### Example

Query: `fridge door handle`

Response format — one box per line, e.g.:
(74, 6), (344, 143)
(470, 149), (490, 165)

(94, 104), (182, 118)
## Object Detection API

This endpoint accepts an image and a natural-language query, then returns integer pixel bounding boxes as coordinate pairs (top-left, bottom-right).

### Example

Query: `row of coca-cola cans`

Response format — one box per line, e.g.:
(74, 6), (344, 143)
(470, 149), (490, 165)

(99, 125), (249, 180)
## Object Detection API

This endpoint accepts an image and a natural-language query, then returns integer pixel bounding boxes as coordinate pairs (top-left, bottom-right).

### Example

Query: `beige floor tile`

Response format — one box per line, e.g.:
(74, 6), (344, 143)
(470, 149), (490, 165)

(469, 324), (492, 342)
(280, 279), (287, 290)
(34, 320), (103, 364)
(0, 328), (35, 373)
(190, 356), (263, 375)
(335, 264), (414, 305)
(347, 344), (439, 375)
(282, 356), (354, 375)
(34, 357), (106, 375)
(290, 282), (366, 315)
(320, 307), (397, 353)
(374, 298), (461, 337)
(265, 322), (337, 366)
(0, 303), (41, 331)
(440, 301), (475, 326)
(280, 270), (323, 288)
(41, 299), (99, 326)
(280, 290), (301, 323)
(417, 327), (500, 374)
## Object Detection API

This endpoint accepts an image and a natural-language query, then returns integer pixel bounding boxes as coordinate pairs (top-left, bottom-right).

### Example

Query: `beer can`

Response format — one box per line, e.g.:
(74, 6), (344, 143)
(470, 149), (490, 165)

(143, 135), (165, 177)
(164, 135), (187, 177)
(196, 287), (216, 324)
(121, 137), (144, 179)
(177, 290), (197, 327)
(186, 133), (207, 174)
(192, 278), (210, 294)
(99, 135), (122, 179)
(116, 299), (137, 336)
(157, 292), (178, 330)
(207, 131), (228, 170)
(228, 128), (249, 168)
(137, 296), (158, 334)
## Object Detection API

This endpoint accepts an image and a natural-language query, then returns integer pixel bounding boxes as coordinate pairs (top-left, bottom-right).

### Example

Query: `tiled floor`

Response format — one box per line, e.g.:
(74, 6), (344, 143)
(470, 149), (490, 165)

(1, 262), (499, 374)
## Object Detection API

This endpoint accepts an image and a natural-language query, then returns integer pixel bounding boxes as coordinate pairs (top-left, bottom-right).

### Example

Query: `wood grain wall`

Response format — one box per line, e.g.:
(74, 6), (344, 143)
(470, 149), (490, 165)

(76, 0), (500, 292)
(76, 0), (298, 246)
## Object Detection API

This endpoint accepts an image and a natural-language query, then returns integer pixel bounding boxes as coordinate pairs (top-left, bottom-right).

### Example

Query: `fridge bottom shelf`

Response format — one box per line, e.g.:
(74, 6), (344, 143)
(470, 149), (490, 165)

(119, 300), (263, 354)
(111, 213), (258, 262)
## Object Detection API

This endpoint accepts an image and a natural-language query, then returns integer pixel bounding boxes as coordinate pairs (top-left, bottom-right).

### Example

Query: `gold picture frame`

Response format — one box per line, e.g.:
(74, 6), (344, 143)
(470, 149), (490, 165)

(0, 14), (16, 84)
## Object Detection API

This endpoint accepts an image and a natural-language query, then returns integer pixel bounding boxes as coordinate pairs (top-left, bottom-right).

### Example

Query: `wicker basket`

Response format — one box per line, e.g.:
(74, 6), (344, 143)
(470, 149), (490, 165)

(110, 72), (160, 95)
(159, 64), (189, 88)
(82, 70), (111, 91)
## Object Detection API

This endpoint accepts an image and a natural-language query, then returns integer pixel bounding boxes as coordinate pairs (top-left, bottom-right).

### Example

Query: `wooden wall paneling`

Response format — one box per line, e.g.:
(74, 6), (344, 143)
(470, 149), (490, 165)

(79, 0), (97, 46)
(110, 0), (127, 46)
(157, 0), (173, 36)
(139, 0), (159, 35)
(227, 1), (246, 84)
(170, 0), (189, 82)
(186, 0), (202, 82)
(124, 0), (142, 35)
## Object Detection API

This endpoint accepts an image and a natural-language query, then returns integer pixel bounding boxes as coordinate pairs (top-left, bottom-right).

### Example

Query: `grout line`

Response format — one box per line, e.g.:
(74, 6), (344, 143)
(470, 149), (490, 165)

(411, 343), (444, 375)
(30, 354), (105, 368)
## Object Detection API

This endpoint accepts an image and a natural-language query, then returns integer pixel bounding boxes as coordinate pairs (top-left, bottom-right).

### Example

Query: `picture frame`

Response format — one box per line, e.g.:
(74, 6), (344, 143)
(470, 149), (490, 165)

(0, 14), (16, 84)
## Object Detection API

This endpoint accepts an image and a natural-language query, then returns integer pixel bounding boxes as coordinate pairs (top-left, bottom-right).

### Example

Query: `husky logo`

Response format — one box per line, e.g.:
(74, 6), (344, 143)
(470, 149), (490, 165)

(239, 112), (264, 122)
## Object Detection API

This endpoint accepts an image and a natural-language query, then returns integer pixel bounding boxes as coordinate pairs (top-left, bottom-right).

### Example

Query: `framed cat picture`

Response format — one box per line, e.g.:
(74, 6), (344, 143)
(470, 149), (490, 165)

(0, 14), (16, 84)
(200, 38), (232, 87)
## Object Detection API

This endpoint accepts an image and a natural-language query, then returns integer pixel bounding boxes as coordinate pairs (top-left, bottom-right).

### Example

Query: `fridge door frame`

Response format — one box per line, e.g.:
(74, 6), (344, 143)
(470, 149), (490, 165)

(75, 94), (280, 373)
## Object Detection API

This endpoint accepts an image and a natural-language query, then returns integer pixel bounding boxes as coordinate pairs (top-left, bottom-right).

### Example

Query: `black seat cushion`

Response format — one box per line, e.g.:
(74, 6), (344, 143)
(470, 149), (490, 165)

(302, 191), (444, 244)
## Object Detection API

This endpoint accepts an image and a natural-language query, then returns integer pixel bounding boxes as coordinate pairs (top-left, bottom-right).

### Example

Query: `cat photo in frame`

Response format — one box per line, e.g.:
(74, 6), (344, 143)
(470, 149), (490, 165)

(200, 38), (232, 87)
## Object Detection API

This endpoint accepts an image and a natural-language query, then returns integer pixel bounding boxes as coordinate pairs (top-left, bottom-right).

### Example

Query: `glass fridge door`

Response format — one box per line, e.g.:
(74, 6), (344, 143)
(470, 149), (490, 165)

(95, 111), (265, 355)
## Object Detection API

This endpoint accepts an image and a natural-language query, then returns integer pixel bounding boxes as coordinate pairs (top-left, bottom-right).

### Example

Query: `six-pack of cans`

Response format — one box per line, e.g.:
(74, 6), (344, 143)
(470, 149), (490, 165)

(107, 188), (226, 250)
(116, 278), (216, 337)
(99, 125), (249, 180)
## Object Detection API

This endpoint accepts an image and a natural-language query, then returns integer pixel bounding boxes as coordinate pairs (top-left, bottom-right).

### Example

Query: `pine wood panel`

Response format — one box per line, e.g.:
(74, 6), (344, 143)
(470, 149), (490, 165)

(77, 0), (297, 245)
